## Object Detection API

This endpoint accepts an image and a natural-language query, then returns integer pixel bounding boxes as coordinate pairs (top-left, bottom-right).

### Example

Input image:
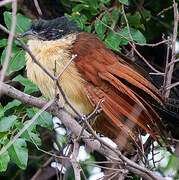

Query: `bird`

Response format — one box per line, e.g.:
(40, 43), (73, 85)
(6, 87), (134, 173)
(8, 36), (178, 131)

(21, 16), (179, 152)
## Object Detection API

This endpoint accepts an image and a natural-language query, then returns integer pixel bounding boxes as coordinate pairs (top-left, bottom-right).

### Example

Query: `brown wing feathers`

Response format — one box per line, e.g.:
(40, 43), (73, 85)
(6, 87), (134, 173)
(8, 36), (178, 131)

(71, 32), (166, 147)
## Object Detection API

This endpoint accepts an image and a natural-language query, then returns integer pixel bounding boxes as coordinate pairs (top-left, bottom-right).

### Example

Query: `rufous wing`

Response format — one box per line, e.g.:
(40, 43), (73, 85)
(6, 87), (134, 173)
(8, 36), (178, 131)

(71, 32), (167, 147)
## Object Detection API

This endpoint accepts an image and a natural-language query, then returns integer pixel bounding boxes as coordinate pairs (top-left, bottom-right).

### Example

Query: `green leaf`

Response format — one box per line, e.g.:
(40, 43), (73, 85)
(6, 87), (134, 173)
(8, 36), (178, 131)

(76, 0), (99, 8)
(27, 108), (53, 130)
(68, 14), (86, 30)
(111, 8), (120, 24)
(12, 75), (39, 94)
(0, 39), (8, 48)
(5, 3), (12, 10)
(3, 12), (32, 34)
(99, 8), (120, 30)
(88, 0), (99, 8)
(0, 115), (16, 132)
(0, 104), (4, 119)
(4, 99), (22, 112)
(102, 8), (120, 26)
(119, 0), (128, 5)
(119, 27), (146, 44)
(94, 20), (106, 40)
(28, 131), (41, 146)
(8, 138), (28, 170)
(0, 151), (10, 172)
(122, 12), (142, 28)
(0, 132), (9, 141)
(1, 47), (25, 75)
(104, 30), (121, 51)
(142, 9), (152, 21)
(85, 25), (91, 33)
(16, 121), (41, 146)
(72, 4), (87, 12)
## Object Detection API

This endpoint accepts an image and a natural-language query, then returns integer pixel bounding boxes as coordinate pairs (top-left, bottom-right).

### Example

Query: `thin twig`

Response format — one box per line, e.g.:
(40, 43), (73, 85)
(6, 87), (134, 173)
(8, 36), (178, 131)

(55, 158), (60, 180)
(101, 3), (115, 23)
(0, 0), (17, 84)
(31, 137), (71, 160)
(71, 138), (81, 180)
(33, 0), (42, 17)
(157, 5), (173, 16)
(135, 39), (171, 47)
(81, 114), (164, 180)
(162, 37), (171, 94)
(56, 81), (83, 117)
(96, 17), (163, 74)
(163, 1), (178, 97)
(56, 54), (77, 80)
(77, 99), (103, 141)
(0, 0), (12, 7)
(85, 99), (103, 120)
(166, 81), (179, 91)
(122, 4), (135, 47)
(168, 58), (179, 66)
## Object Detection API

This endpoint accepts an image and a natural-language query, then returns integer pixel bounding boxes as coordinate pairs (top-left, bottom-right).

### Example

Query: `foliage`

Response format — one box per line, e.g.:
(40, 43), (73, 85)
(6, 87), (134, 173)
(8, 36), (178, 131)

(0, 12), (53, 173)
(66, 0), (146, 51)
(0, 0), (178, 179)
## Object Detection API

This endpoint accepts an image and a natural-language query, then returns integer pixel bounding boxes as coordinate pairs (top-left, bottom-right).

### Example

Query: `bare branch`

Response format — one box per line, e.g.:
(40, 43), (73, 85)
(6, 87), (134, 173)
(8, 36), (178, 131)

(0, 0), (17, 84)
(71, 138), (81, 180)
(56, 54), (77, 80)
(166, 81), (179, 91)
(135, 39), (171, 47)
(0, 82), (166, 180)
(33, 0), (42, 17)
(168, 58), (179, 66)
(0, 0), (12, 7)
(157, 5), (173, 16)
(162, 37), (171, 94)
(122, 4), (135, 47)
(163, 1), (178, 97)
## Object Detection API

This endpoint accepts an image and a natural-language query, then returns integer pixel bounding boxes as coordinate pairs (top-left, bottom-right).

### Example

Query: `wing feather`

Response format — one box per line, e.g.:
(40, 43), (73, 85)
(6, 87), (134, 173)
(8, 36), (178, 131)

(71, 32), (167, 148)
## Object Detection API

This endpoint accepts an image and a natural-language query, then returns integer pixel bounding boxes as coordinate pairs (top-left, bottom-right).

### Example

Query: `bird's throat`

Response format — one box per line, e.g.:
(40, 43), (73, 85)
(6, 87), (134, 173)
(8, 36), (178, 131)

(26, 33), (93, 116)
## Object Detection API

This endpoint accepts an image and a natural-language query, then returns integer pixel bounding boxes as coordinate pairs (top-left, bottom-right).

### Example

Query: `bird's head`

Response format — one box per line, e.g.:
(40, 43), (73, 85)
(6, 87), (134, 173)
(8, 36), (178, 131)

(21, 16), (81, 41)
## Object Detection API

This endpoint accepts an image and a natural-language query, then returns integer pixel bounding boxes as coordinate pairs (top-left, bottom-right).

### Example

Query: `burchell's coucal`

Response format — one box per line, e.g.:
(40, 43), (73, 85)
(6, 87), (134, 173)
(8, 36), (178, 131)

(21, 16), (179, 151)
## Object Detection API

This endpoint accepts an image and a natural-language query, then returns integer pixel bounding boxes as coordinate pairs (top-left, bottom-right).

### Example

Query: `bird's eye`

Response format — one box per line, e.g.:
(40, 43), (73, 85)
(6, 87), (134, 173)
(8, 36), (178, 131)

(47, 33), (54, 40)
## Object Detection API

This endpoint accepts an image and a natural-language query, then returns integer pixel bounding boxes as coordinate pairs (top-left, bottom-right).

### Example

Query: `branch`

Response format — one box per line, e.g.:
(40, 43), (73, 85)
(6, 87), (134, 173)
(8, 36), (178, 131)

(0, 82), (166, 180)
(33, 0), (42, 17)
(0, 0), (17, 84)
(71, 138), (81, 180)
(163, 1), (178, 97)
(0, 0), (13, 7)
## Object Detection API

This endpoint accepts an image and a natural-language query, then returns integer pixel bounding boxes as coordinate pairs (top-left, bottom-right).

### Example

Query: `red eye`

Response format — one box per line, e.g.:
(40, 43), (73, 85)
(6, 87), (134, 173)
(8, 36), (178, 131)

(47, 33), (54, 39)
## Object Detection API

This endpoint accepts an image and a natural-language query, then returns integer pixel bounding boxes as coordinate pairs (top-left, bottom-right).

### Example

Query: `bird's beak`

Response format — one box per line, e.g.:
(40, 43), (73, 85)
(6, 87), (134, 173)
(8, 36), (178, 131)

(20, 29), (36, 39)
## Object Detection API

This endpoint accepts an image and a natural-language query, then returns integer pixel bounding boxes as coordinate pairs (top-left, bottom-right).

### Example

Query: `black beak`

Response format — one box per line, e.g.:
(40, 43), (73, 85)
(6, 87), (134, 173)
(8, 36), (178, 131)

(20, 29), (35, 39)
